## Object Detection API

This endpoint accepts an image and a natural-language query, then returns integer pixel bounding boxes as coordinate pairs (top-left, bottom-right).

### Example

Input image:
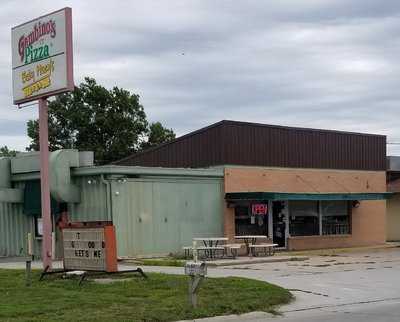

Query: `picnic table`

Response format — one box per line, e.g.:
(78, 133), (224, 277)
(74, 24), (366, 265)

(193, 237), (228, 259)
(234, 235), (269, 256)
(193, 237), (228, 247)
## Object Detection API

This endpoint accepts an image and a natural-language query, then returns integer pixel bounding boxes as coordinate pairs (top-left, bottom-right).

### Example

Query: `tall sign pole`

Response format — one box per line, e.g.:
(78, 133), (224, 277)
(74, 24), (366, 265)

(12, 8), (74, 270)
(38, 98), (52, 269)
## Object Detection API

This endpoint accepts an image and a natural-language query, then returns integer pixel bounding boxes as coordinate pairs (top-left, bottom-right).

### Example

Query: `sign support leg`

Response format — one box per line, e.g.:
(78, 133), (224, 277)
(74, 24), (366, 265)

(25, 259), (32, 286)
(39, 98), (52, 270)
(188, 275), (204, 308)
(188, 276), (197, 307)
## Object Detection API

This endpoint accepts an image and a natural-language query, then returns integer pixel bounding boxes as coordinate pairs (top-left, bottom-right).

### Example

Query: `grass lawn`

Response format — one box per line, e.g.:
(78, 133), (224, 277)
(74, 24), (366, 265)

(0, 269), (292, 322)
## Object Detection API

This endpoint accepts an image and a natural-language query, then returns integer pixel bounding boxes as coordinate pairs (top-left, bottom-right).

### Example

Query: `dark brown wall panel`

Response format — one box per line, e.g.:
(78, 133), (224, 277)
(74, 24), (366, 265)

(115, 121), (386, 171)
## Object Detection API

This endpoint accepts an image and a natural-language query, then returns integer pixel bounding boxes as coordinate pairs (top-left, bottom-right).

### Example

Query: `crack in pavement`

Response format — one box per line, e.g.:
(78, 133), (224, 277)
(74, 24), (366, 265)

(288, 289), (329, 297)
(281, 297), (400, 313)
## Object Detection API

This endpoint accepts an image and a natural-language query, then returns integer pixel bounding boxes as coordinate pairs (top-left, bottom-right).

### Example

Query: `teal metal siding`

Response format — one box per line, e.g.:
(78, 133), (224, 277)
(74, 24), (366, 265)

(0, 202), (28, 257)
(0, 178), (109, 259)
(1, 171), (223, 259)
(111, 178), (223, 257)
(0, 182), (41, 257)
(68, 177), (109, 222)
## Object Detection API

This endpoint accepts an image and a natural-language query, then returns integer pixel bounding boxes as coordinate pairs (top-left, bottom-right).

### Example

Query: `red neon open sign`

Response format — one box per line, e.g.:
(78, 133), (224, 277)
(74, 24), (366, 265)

(251, 204), (268, 215)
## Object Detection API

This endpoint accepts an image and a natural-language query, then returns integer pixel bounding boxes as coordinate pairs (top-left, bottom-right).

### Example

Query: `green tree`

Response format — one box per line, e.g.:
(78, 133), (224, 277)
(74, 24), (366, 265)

(27, 77), (175, 164)
(140, 122), (176, 150)
(0, 146), (17, 157)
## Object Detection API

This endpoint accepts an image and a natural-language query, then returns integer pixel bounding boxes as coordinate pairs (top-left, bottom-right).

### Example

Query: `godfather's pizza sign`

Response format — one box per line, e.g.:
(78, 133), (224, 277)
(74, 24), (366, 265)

(11, 8), (73, 104)
(62, 226), (117, 272)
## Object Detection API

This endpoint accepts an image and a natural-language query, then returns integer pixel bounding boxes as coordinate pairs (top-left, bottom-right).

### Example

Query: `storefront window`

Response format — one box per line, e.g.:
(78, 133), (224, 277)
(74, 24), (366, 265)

(321, 201), (350, 235)
(235, 204), (268, 236)
(289, 201), (319, 236)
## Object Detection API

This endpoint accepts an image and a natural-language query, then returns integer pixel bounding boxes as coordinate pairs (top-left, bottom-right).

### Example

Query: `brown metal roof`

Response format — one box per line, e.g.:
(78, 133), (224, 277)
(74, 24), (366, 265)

(114, 120), (387, 171)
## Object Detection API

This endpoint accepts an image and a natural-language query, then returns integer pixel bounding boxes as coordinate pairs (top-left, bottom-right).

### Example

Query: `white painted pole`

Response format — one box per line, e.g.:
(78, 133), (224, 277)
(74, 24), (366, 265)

(39, 98), (52, 270)
(26, 233), (33, 286)
(27, 233), (33, 256)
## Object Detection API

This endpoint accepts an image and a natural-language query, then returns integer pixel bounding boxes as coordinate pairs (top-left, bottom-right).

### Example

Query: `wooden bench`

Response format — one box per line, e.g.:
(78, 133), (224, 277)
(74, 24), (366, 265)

(182, 246), (193, 259)
(248, 243), (278, 256)
(197, 246), (225, 259)
(184, 244), (244, 259)
(223, 244), (243, 259)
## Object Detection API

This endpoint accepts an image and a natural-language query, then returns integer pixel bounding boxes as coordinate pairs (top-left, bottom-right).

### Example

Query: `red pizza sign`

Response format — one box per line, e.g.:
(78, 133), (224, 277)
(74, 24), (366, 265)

(251, 204), (268, 215)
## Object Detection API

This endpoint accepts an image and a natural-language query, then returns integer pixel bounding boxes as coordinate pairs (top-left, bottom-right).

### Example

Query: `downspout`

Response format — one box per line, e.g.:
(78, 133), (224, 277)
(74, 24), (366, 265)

(101, 174), (113, 221)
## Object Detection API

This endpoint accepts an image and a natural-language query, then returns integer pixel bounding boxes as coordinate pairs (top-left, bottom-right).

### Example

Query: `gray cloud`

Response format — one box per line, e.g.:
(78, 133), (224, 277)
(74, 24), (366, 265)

(0, 0), (399, 154)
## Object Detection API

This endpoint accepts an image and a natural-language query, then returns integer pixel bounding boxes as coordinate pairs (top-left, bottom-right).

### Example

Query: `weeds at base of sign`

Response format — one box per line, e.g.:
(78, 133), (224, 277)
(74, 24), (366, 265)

(39, 265), (147, 286)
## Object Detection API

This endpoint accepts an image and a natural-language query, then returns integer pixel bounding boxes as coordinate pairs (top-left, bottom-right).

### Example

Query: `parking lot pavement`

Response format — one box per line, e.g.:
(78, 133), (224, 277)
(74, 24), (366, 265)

(280, 299), (400, 322)
(211, 247), (400, 311)
(140, 247), (400, 313)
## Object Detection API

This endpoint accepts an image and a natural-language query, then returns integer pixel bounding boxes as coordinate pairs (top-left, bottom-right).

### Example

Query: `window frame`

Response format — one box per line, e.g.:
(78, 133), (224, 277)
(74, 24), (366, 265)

(289, 200), (352, 237)
(320, 200), (352, 236)
(288, 200), (320, 237)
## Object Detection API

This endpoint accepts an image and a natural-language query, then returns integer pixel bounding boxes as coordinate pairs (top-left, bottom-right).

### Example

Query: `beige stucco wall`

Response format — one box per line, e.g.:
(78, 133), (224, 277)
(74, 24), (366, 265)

(387, 194), (400, 241)
(223, 166), (387, 250)
(224, 167), (386, 194)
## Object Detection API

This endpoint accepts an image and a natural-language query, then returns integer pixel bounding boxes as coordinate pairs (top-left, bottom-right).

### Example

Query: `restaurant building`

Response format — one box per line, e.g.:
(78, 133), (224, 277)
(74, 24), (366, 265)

(0, 120), (391, 258)
(116, 120), (390, 251)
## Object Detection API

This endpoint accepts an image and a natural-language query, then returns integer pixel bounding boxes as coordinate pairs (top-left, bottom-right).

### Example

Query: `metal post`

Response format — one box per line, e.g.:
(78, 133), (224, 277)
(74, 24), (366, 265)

(318, 201), (323, 236)
(27, 232), (33, 257)
(268, 200), (273, 239)
(38, 98), (52, 270)
(26, 233), (33, 286)
(193, 240), (198, 262)
(51, 232), (56, 260)
(284, 201), (290, 249)
(188, 276), (197, 307)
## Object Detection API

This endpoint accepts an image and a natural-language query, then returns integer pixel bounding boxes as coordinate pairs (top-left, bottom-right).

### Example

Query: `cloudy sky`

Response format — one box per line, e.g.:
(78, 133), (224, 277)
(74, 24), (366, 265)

(1, 0), (400, 154)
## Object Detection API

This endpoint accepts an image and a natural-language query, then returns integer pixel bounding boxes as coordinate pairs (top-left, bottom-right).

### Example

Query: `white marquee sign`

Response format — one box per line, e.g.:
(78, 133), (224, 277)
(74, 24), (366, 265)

(63, 228), (106, 271)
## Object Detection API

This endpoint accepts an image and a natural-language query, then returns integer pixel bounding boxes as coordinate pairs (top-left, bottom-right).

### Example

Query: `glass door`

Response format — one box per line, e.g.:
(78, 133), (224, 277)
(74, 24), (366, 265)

(272, 201), (287, 248)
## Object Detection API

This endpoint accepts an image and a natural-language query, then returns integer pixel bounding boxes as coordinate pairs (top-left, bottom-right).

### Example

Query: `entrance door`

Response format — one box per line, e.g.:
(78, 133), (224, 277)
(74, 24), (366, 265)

(272, 201), (287, 248)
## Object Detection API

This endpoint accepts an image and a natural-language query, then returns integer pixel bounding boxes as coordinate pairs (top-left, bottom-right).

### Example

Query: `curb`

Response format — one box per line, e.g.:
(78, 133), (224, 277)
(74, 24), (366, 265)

(206, 256), (309, 267)
(177, 311), (274, 322)
(277, 242), (400, 257)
